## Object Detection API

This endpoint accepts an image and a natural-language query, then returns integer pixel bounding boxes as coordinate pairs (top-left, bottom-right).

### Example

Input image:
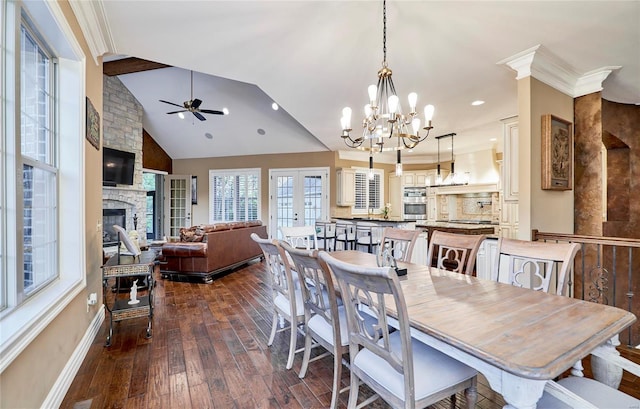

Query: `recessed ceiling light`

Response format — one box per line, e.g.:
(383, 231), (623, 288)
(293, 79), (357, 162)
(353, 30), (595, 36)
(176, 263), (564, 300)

(178, 112), (185, 119)
(222, 107), (229, 115)
(205, 132), (213, 139)
(471, 100), (485, 106)
(257, 128), (266, 135)
(490, 137), (497, 142)
(271, 102), (279, 111)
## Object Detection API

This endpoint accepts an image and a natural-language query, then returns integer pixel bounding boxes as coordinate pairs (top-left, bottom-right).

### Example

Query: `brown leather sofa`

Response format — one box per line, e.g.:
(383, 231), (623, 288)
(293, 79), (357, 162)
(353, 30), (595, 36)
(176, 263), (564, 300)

(160, 220), (267, 283)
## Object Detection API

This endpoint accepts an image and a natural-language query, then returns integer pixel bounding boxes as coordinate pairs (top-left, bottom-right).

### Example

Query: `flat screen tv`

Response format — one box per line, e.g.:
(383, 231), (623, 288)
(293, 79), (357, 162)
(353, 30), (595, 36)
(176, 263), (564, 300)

(103, 147), (135, 186)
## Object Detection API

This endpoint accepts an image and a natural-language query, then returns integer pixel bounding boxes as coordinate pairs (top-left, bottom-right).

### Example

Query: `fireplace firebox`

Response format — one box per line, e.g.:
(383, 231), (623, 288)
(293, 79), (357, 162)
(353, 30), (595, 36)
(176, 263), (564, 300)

(103, 209), (126, 247)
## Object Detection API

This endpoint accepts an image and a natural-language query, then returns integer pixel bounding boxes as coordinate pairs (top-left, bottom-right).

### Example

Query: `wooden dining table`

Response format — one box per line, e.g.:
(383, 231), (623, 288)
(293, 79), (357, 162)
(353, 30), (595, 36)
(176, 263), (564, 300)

(329, 250), (636, 409)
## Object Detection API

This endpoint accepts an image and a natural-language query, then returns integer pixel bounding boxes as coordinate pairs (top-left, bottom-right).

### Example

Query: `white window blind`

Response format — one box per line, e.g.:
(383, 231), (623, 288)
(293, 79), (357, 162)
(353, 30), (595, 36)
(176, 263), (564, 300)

(353, 169), (383, 214)
(209, 169), (260, 222)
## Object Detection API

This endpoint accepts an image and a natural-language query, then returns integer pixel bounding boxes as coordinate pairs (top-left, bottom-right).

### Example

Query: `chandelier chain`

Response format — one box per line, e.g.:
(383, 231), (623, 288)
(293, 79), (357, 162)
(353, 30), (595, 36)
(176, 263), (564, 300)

(382, 0), (387, 65)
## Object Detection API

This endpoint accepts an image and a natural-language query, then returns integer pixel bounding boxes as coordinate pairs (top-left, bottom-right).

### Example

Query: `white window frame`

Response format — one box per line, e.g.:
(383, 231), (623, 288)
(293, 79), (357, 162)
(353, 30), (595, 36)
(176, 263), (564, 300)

(208, 168), (261, 223)
(352, 167), (384, 215)
(0, 0), (86, 372)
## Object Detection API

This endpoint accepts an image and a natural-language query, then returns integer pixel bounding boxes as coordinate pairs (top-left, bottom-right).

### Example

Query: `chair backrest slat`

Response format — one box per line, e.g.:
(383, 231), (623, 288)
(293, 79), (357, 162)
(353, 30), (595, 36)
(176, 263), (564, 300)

(251, 233), (296, 303)
(427, 230), (485, 275)
(493, 237), (581, 295)
(280, 225), (318, 250)
(379, 227), (420, 262)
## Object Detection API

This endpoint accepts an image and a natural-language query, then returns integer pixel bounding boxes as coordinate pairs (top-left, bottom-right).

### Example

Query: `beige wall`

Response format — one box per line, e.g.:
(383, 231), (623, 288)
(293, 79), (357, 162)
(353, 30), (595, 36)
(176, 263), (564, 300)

(517, 77), (574, 239)
(173, 151), (337, 227)
(0, 1), (105, 408)
(173, 151), (417, 227)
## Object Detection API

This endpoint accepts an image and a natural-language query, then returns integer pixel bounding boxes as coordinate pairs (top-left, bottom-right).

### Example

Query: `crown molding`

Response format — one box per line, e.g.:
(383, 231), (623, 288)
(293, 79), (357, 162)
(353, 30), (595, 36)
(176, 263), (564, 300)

(68, 0), (115, 65)
(498, 44), (620, 98)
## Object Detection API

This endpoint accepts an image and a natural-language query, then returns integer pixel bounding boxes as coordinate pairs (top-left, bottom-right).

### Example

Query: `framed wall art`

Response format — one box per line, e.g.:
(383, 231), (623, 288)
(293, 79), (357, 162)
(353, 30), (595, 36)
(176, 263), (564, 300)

(541, 114), (573, 190)
(86, 97), (100, 150)
(191, 175), (198, 205)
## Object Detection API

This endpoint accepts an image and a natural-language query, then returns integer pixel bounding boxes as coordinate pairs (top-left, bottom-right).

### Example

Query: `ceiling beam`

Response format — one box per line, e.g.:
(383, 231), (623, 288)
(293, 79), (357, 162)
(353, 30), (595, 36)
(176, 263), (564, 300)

(103, 57), (171, 76)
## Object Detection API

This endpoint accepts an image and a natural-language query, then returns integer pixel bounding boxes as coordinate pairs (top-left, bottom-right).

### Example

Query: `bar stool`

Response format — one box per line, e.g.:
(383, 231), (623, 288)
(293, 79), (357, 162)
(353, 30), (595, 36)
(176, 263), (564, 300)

(315, 220), (336, 251)
(355, 221), (382, 254)
(335, 221), (356, 250)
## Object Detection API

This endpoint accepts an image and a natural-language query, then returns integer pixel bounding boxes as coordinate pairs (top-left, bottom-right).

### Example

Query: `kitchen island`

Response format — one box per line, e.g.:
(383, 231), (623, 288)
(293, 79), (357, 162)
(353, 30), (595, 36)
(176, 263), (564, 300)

(332, 217), (416, 229)
(416, 220), (497, 241)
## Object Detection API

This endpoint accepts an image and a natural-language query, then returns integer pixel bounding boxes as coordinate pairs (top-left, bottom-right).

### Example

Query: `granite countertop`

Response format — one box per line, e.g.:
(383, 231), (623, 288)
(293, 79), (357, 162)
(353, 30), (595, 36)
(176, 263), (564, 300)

(332, 217), (414, 223)
(415, 221), (498, 230)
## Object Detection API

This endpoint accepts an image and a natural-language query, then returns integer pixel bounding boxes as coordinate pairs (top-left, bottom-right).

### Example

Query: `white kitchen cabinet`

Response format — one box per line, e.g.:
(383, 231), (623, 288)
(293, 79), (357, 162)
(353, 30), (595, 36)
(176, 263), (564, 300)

(427, 195), (437, 221)
(403, 170), (428, 187)
(336, 168), (355, 206)
(388, 174), (403, 218)
(502, 117), (519, 202)
(499, 116), (519, 238)
(410, 232), (429, 266)
(475, 238), (498, 280)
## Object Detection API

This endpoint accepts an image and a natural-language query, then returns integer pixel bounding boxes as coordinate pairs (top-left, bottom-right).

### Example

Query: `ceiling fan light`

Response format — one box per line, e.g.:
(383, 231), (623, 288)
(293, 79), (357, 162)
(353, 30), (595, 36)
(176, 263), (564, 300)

(178, 112), (185, 119)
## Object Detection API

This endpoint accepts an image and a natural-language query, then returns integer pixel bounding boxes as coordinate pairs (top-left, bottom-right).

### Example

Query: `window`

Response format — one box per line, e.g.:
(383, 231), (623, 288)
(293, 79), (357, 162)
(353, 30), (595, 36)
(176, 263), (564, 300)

(21, 24), (58, 295)
(353, 168), (383, 214)
(209, 169), (260, 222)
(1, 0), (85, 371)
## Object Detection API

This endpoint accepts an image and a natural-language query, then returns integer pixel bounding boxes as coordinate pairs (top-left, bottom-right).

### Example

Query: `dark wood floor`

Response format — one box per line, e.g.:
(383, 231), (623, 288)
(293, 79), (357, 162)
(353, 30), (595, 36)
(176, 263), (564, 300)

(61, 259), (638, 409)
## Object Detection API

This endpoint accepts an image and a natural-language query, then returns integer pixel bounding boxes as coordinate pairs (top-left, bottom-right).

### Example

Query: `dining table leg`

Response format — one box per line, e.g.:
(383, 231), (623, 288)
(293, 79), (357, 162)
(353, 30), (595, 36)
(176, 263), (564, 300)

(499, 372), (546, 409)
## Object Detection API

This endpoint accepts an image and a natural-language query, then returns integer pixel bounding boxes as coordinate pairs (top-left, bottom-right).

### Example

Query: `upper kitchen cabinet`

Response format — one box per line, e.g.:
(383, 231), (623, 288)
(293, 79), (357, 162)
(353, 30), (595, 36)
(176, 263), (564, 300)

(403, 171), (428, 187)
(336, 168), (356, 206)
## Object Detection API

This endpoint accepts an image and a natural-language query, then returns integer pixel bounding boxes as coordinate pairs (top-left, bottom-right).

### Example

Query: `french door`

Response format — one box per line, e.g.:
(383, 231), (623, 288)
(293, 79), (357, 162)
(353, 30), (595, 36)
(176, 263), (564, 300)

(269, 168), (329, 239)
(164, 175), (192, 240)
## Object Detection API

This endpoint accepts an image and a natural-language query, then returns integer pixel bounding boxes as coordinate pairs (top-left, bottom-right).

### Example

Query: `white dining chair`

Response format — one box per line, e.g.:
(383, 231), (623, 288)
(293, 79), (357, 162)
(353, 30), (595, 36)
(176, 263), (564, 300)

(379, 227), (420, 262)
(280, 225), (318, 250)
(319, 251), (478, 409)
(537, 334), (640, 408)
(492, 237), (580, 295)
(280, 242), (348, 409)
(251, 233), (305, 370)
(427, 230), (485, 275)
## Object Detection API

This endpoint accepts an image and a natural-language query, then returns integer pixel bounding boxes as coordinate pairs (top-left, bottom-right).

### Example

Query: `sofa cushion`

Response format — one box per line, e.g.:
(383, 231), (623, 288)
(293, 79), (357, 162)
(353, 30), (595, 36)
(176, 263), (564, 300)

(162, 242), (207, 257)
(196, 223), (230, 234)
(228, 222), (247, 229)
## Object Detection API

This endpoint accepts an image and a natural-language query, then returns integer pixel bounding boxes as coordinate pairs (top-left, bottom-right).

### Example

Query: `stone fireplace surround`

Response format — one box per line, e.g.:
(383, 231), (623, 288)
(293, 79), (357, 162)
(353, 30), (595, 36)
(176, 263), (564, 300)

(102, 75), (147, 246)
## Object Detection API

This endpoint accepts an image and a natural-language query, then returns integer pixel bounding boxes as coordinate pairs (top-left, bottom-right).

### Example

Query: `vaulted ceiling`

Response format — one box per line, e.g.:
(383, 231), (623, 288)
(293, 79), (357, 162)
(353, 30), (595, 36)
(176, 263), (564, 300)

(71, 1), (640, 163)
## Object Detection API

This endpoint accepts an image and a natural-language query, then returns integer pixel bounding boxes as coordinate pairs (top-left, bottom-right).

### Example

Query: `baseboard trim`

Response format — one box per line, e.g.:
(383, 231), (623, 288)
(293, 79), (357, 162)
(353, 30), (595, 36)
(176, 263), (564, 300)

(42, 305), (105, 408)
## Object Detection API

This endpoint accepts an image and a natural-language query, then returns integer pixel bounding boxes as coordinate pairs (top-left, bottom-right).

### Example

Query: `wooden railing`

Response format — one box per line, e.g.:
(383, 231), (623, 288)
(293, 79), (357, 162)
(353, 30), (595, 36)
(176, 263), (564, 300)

(532, 230), (640, 346)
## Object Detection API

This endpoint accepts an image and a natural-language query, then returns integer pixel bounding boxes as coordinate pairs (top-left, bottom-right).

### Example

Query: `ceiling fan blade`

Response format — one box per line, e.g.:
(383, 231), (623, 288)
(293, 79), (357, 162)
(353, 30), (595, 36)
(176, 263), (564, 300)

(159, 99), (184, 108)
(191, 99), (202, 109)
(193, 111), (206, 121)
(166, 110), (188, 114)
(200, 109), (224, 115)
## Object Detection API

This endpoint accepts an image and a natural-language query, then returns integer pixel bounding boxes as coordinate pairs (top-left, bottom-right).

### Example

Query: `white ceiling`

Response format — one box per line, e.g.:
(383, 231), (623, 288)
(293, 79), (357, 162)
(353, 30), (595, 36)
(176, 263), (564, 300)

(88, 1), (639, 163)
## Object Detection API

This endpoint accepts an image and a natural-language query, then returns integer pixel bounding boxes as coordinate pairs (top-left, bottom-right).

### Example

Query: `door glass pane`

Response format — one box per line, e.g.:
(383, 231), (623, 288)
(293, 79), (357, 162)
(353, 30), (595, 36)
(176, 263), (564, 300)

(277, 176), (294, 238)
(303, 175), (322, 226)
(169, 178), (188, 237)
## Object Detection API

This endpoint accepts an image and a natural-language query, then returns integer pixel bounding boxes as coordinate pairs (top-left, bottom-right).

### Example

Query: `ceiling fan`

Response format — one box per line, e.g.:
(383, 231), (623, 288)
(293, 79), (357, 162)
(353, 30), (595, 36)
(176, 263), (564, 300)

(159, 70), (224, 121)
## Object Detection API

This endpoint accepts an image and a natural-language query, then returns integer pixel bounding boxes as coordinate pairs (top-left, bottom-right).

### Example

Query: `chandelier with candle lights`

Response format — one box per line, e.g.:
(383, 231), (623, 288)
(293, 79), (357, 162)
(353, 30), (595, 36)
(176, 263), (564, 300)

(340, 0), (435, 176)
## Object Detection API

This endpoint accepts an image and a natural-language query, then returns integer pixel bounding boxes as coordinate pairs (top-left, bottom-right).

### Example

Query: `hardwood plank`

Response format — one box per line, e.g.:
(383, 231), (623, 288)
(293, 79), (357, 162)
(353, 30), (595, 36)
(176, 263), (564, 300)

(189, 382), (214, 409)
(169, 372), (192, 409)
(128, 343), (150, 397)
